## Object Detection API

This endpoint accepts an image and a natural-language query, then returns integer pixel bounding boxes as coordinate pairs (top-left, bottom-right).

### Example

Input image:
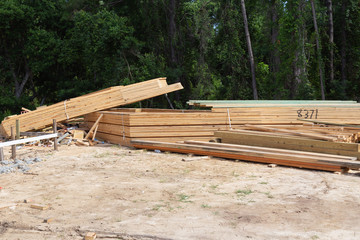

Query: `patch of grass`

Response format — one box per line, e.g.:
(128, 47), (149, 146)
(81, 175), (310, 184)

(152, 204), (164, 211)
(214, 192), (229, 196)
(259, 181), (268, 185)
(159, 179), (168, 183)
(201, 204), (211, 208)
(264, 191), (274, 199)
(210, 184), (218, 190)
(183, 168), (192, 174)
(236, 189), (253, 196)
(311, 235), (319, 240)
(232, 171), (239, 177)
(178, 194), (192, 203)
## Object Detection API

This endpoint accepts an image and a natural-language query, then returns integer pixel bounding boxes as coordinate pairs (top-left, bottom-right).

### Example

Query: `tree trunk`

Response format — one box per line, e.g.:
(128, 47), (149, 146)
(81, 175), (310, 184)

(327, 0), (334, 85)
(10, 60), (32, 99)
(168, 0), (177, 67)
(167, 0), (180, 101)
(340, 0), (347, 96)
(270, 0), (280, 72)
(310, 0), (325, 100)
(291, 0), (307, 99)
(240, 0), (258, 100)
(293, 34), (306, 98)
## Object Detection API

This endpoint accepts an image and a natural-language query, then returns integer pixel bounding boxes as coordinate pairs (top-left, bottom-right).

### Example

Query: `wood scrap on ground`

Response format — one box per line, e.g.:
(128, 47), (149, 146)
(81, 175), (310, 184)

(84, 232), (97, 240)
(182, 156), (210, 162)
(72, 130), (85, 140)
(0, 203), (17, 210)
(30, 204), (49, 210)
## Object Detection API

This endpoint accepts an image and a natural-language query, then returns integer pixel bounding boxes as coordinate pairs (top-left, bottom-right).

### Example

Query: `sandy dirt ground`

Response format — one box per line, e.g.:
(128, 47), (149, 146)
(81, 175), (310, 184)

(0, 144), (360, 240)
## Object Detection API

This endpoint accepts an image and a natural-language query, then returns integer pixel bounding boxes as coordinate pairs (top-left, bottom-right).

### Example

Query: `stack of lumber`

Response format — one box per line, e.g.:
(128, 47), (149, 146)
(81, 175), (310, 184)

(131, 140), (360, 173)
(188, 100), (360, 125)
(233, 124), (360, 143)
(84, 108), (227, 146)
(214, 127), (360, 159)
(0, 77), (183, 137)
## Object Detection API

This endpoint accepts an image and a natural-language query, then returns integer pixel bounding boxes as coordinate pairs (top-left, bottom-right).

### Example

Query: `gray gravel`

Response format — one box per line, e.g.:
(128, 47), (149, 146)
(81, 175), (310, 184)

(0, 157), (42, 174)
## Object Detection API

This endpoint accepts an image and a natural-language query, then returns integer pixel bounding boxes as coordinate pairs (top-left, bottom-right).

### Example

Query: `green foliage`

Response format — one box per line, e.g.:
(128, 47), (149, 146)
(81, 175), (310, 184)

(1, 0), (360, 120)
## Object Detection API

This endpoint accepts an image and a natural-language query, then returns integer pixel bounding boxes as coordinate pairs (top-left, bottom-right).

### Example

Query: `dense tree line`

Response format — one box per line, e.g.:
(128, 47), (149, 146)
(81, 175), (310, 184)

(1, 0), (360, 120)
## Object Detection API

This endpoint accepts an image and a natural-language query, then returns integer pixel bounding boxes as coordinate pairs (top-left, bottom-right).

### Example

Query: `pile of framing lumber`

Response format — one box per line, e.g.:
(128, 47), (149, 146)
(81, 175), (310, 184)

(131, 140), (360, 173)
(188, 100), (360, 125)
(84, 103), (360, 148)
(232, 124), (360, 143)
(0, 78), (183, 137)
(214, 128), (360, 159)
(84, 108), (225, 146)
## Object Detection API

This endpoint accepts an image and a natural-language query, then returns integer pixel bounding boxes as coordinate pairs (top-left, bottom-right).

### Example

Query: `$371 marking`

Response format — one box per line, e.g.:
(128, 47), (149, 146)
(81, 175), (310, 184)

(297, 109), (318, 119)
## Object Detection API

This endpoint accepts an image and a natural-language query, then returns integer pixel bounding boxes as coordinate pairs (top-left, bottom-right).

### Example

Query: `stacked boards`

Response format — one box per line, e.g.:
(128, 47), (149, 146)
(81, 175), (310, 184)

(84, 108), (231, 146)
(0, 78), (183, 137)
(215, 129), (360, 159)
(188, 100), (360, 125)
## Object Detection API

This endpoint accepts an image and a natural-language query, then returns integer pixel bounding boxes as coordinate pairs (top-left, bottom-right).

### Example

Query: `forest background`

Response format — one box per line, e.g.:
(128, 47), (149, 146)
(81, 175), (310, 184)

(1, 0), (359, 120)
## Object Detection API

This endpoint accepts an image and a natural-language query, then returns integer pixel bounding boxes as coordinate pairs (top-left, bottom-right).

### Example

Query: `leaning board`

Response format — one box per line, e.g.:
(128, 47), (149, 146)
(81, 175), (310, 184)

(0, 78), (183, 137)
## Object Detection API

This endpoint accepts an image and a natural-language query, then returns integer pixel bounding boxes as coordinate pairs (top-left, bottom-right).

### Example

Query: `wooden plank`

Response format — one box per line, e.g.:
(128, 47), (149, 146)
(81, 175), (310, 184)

(85, 114), (103, 140)
(0, 203), (17, 210)
(298, 118), (360, 128)
(72, 130), (85, 140)
(92, 124), (99, 141)
(53, 119), (58, 151)
(85, 232), (97, 240)
(243, 124), (338, 141)
(30, 204), (49, 210)
(84, 121), (218, 138)
(187, 100), (357, 106)
(184, 140), (357, 162)
(214, 131), (360, 158)
(11, 126), (15, 159)
(210, 104), (359, 108)
(131, 140), (352, 172)
(0, 147), (3, 161)
(95, 131), (215, 146)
